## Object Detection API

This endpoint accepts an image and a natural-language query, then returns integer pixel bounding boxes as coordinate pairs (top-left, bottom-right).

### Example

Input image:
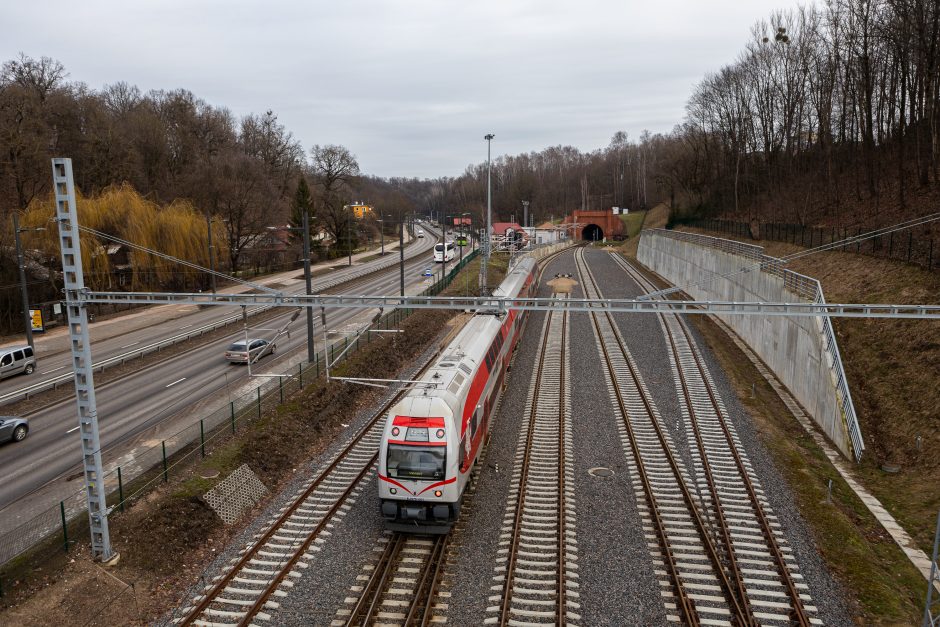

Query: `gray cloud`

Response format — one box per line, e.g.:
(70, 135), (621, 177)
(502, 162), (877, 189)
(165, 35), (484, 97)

(3, 0), (801, 178)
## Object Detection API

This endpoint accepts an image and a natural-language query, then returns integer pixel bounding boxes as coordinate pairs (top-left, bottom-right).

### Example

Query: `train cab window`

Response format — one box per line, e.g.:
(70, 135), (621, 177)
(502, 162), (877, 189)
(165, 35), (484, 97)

(387, 445), (445, 481)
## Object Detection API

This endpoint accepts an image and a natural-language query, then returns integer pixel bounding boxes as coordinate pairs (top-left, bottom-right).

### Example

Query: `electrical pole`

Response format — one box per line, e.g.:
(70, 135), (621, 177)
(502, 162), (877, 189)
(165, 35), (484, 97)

(302, 210), (315, 363)
(482, 133), (494, 295)
(52, 157), (115, 564)
(206, 212), (217, 294)
(12, 212), (35, 349)
(347, 211), (352, 266)
(522, 200), (529, 230)
(399, 217), (405, 298)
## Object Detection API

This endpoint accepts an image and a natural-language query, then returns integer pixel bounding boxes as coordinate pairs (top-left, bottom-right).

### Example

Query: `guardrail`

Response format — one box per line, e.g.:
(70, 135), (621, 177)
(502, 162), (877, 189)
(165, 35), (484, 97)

(0, 239), (437, 406)
(648, 228), (864, 461)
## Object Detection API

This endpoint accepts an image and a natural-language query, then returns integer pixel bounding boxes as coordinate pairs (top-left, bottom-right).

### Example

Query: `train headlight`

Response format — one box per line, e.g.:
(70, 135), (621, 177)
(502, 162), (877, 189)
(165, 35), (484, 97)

(391, 427), (400, 437)
(435, 429), (445, 439)
(390, 488), (397, 494)
(434, 490), (443, 497)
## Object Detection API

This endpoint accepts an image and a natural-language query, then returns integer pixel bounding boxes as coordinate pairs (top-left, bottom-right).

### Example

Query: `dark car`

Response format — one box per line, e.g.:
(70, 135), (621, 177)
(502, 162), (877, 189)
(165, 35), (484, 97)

(0, 416), (28, 443)
(224, 338), (276, 364)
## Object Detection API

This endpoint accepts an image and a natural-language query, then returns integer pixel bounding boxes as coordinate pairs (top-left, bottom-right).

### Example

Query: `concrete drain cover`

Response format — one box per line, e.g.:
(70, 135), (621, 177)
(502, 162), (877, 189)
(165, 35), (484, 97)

(588, 467), (615, 478)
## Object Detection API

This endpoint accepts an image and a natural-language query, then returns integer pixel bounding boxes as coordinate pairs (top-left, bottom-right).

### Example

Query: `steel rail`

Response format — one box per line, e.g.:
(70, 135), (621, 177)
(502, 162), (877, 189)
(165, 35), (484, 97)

(665, 326), (758, 625)
(497, 305), (558, 626)
(556, 307), (568, 627)
(401, 534), (449, 627)
(575, 247), (749, 625)
(347, 533), (408, 626)
(673, 318), (812, 626)
(617, 252), (812, 625)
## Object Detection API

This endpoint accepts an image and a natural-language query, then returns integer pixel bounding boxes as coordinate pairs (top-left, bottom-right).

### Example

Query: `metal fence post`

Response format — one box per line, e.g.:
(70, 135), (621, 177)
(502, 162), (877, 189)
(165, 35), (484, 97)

(60, 501), (68, 553)
(118, 466), (124, 512)
(230, 401), (236, 433)
(279, 376), (284, 402)
(299, 362), (304, 387)
(162, 441), (168, 482)
(200, 419), (205, 458)
(257, 387), (261, 418)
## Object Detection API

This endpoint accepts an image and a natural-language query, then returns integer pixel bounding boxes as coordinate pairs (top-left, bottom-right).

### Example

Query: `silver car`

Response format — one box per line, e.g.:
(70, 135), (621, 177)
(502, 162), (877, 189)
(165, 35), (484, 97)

(225, 338), (276, 364)
(0, 345), (36, 380)
(0, 416), (28, 443)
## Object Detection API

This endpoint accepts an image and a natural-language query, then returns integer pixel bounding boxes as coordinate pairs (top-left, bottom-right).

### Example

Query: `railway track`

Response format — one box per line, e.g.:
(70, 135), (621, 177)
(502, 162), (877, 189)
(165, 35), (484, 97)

(575, 246), (762, 625)
(486, 295), (579, 626)
(334, 533), (448, 626)
(608, 251), (819, 625)
(173, 353), (441, 627)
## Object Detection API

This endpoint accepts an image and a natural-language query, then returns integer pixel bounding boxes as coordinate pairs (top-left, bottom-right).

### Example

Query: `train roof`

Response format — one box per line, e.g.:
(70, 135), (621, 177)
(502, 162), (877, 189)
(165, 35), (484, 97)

(395, 254), (535, 411)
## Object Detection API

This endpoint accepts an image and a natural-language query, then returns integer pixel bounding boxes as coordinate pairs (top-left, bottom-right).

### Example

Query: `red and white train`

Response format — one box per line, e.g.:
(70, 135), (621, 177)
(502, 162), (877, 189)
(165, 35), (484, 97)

(378, 256), (537, 533)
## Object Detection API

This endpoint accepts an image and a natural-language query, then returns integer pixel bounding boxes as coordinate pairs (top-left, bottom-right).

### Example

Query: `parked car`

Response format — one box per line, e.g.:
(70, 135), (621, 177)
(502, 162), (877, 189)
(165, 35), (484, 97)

(225, 338), (276, 364)
(0, 416), (28, 443)
(0, 345), (36, 380)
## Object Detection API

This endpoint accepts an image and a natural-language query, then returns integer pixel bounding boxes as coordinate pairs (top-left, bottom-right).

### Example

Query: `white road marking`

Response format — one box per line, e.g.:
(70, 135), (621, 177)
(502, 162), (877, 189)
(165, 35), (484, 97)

(46, 366), (65, 373)
(166, 377), (187, 388)
(120, 341), (140, 348)
(66, 426), (79, 434)
(180, 324), (192, 329)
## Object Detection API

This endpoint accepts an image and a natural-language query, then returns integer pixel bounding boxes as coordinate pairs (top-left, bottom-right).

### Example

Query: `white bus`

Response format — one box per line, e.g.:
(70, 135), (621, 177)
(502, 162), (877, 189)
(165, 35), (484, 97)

(434, 241), (456, 263)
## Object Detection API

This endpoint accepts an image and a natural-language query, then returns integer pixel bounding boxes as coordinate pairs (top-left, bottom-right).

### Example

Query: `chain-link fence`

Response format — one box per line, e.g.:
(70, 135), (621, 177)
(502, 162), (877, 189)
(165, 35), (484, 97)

(0, 250), (479, 585)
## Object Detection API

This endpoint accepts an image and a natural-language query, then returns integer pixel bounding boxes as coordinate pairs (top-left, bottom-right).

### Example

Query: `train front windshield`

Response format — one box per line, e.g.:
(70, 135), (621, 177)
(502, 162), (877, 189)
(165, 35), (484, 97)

(387, 445), (446, 481)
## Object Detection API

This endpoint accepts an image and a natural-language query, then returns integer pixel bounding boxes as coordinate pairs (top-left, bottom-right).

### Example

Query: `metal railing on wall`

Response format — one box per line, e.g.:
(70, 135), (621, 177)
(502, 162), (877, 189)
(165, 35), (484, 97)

(682, 217), (939, 272)
(0, 249), (479, 576)
(647, 228), (865, 462)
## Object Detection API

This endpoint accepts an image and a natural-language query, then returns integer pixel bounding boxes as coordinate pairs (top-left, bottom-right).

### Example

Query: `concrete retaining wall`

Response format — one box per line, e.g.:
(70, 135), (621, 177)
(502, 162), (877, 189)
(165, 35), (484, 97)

(638, 229), (857, 459)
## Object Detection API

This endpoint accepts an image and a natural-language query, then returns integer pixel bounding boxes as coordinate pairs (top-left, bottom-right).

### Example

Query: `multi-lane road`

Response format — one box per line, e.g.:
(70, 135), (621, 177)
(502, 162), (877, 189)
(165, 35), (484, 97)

(0, 228), (455, 514)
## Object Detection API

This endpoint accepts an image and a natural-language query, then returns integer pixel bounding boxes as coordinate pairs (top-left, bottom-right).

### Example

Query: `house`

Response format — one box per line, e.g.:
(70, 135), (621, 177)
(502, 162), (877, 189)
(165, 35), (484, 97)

(345, 202), (374, 219)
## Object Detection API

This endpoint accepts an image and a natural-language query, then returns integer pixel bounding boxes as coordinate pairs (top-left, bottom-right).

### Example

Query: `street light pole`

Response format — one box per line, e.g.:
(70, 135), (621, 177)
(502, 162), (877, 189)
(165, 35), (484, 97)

(442, 214), (449, 283)
(399, 217), (405, 298)
(347, 211), (353, 267)
(522, 200), (529, 229)
(380, 210), (385, 255)
(302, 210), (316, 364)
(482, 133), (494, 294)
(206, 212), (217, 294)
(12, 212), (35, 349)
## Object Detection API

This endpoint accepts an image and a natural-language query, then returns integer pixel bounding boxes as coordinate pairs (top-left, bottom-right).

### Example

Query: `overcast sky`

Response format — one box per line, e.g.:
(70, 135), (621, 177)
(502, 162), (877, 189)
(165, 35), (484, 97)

(4, 0), (800, 179)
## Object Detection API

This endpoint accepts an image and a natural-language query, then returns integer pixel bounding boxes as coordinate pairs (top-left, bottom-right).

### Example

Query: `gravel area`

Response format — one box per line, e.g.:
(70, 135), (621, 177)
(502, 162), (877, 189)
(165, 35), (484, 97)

(590, 247), (854, 626)
(556, 250), (668, 625)
(161, 343), (440, 626)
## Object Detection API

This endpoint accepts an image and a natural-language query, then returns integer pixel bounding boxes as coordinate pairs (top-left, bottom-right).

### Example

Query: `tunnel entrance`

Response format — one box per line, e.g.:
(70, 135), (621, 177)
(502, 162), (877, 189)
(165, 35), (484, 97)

(582, 224), (604, 241)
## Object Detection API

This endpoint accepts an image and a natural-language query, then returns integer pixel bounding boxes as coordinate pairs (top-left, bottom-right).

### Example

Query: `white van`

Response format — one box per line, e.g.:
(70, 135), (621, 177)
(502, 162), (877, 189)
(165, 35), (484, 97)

(0, 346), (37, 380)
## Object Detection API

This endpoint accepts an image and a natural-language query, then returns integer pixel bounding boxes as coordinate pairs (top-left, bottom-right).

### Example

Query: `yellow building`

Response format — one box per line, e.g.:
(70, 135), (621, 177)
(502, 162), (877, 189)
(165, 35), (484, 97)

(346, 202), (374, 219)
